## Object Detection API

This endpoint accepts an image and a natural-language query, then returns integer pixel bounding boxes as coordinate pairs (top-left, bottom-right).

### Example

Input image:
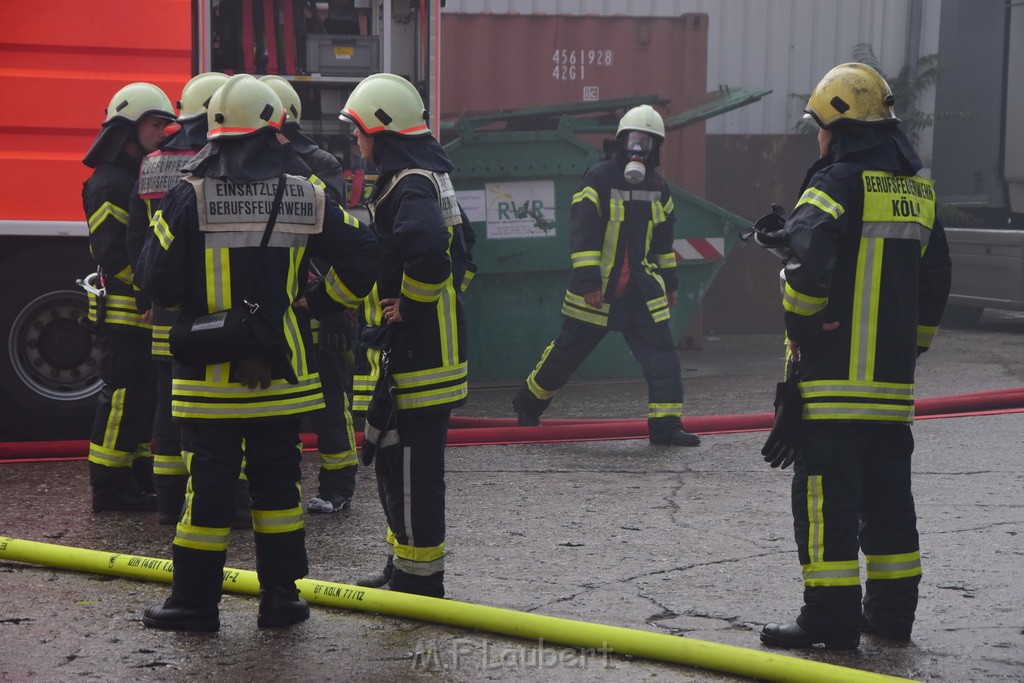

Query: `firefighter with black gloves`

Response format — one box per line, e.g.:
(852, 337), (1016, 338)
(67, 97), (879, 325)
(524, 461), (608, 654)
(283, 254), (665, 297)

(340, 73), (474, 599)
(126, 72), (229, 525)
(135, 74), (380, 632)
(512, 104), (700, 447)
(82, 82), (176, 512)
(260, 74), (361, 515)
(758, 63), (951, 650)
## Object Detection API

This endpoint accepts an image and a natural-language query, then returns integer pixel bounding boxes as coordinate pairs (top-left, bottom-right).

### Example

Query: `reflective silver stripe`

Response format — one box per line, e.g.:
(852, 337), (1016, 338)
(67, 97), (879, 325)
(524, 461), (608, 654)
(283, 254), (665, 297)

(203, 231), (309, 248)
(395, 384), (468, 411)
(364, 423), (401, 449)
(174, 527), (230, 549)
(797, 186), (845, 219)
(251, 508), (304, 533)
(862, 221), (924, 241)
(782, 281), (827, 316)
(172, 395), (326, 419)
(803, 402), (913, 421)
(403, 445), (414, 547)
(325, 271), (360, 307)
(609, 189), (660, 202)
(173, 375), (322, 396)
(401, 273), (448, 301)
(439, 286), (458, 366)
(392, 362), (467, 389)
(799, 381), (914, 400)
(571, 250), (601, 267)
(562, 301), (609, 326)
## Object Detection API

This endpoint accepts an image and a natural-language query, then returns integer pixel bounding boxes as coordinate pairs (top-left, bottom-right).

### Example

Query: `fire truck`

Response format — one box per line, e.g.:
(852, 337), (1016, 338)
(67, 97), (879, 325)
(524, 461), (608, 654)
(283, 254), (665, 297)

(0, 0), (439, 439)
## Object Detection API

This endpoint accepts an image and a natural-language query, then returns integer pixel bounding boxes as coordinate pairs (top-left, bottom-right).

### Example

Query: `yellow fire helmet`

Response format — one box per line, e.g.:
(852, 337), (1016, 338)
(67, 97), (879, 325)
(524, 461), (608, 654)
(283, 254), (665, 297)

(805, 62), (897, 128)
(339, 72), (429, 136)
(259, 75), (302, 123)
(616, 104), (666, 140)
(103, 82), (175, 125)
(177, 72), (229, 122)
(207, 74), (285, 140)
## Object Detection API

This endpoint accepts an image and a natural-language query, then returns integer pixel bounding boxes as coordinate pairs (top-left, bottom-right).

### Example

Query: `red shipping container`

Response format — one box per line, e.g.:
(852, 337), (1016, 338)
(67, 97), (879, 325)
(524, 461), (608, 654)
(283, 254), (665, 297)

(440, 13), (709, 195)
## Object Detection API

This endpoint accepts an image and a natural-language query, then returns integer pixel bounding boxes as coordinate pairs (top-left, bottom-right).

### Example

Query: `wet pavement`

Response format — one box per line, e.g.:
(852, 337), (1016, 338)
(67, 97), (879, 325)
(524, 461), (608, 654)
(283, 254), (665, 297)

(1, 313), (1023, 682)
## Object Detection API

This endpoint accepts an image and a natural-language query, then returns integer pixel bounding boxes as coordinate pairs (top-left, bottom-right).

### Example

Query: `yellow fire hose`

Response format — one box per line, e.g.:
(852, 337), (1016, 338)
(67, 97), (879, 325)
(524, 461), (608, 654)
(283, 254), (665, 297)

(0, 536), (914, 683)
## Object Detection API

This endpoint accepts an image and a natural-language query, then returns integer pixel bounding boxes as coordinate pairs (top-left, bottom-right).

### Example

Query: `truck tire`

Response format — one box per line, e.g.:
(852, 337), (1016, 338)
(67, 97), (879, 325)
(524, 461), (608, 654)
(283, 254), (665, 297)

(942, 304), (985, 328)
(0, 244), (101, 441)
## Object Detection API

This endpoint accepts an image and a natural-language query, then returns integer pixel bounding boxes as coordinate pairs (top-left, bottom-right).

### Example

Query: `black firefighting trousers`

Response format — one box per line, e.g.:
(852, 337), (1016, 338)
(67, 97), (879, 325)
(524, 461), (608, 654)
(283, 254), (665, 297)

(792, 422), (921, 637)
(171, 417), (307, 605)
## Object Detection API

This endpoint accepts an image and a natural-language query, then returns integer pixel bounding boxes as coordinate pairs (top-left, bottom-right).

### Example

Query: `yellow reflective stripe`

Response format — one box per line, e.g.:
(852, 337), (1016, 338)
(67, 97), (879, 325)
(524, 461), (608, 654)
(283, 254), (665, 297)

(572, 186), (600, 211)
(174, 523), (230, 552)
(850, 236), (883, 381)
(401, 273), (449, 302)
(87, 442), (134, 467)
(652, 200), (666, 223)
(799, 380), (914, 400)
(153, 452), (188, 476)
(656, 252), (676, 269)
(796, 186), (845, 219)
(104, 387), (125, 450)
(571, 250), (602, 268)
(648, 402), (682, 418)
(865, 551), (922, 580)
(308, 174), (326, 190)
(561, 294), (609, 326)
(807, 475), (824, 564)
(460, 269), (475, 293)
(320, 449), (358, 470)
(802, 560), (861, 587)
(803, 402), (914, 422)
(323, 271), (360, 307)
(525, 342), (557, 400)
(251, 506), (304, 534)
(663, 196), (674, 215)
(393, 540), (445, 563)
(342, 209), (360, 228)
(394, 383), (468, 410)
(608, 198), (625, 222)
(782, 280), (827, 316)
(393, 362), (467, 389)
(114, 265), (133, 285)
(173, 375), (323, 397)
(917, 325), (937, 348)
(151, 210), (174, 250)
(87, 201), (129, 232)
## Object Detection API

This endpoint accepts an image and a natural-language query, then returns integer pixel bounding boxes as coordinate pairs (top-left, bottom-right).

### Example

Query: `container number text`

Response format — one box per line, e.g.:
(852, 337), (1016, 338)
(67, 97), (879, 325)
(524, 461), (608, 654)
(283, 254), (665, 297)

(552, 49), (613, 81)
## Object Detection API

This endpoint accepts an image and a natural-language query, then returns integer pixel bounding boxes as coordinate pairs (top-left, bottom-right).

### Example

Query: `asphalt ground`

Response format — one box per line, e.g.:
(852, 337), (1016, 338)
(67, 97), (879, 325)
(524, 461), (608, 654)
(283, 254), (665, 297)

(1, 312), (1023, 682)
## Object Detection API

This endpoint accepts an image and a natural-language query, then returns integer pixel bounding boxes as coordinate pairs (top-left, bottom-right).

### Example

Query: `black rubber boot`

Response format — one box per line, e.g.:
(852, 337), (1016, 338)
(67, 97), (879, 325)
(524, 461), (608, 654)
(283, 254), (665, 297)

(760, 621), (860, 650)
(131, 455), (155, 494)
(511, 390), (543, 427)
(90, 462), (157, 512)
(154, 473), (188, 526)
(355, 555), (394, 588)
(388, 568), (444, 598)
(257, 584), (310, 628)
(142, 598), (219, 632)
(860, 614), (912, 641)
(649, 428), (701, 447)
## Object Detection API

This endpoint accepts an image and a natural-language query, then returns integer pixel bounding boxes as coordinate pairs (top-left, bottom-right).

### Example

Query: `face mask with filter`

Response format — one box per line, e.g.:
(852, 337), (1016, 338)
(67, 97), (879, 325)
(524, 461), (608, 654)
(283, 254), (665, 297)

(623, 131), (654, 185)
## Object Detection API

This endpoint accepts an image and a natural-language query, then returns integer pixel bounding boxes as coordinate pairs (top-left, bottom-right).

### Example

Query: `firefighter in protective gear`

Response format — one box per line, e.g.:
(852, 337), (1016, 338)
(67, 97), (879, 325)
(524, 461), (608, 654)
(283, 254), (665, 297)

(82, 82), (176, 512)
(511, 104), (700, 447)
(759, 63), (951, 650)
(259, 75), (360, 515)
(135, 74), (381, 632)
(340, 73), (475, 598)
(126, 72), (230, 525)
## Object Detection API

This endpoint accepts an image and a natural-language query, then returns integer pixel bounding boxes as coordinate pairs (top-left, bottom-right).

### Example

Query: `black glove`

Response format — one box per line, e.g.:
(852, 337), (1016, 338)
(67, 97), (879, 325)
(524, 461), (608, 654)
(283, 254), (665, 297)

(234, 355), (272, 389)
(762, 367), (802, 469)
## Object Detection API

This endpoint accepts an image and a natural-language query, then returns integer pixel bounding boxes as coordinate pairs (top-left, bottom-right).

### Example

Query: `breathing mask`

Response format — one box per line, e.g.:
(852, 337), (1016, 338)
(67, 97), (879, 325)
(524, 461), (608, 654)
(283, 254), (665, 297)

(623, 131), (654, 185)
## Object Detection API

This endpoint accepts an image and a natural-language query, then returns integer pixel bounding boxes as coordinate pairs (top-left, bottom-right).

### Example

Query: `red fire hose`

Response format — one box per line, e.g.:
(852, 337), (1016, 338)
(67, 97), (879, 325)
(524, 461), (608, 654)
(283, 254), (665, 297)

(2, 386), (1023, 463)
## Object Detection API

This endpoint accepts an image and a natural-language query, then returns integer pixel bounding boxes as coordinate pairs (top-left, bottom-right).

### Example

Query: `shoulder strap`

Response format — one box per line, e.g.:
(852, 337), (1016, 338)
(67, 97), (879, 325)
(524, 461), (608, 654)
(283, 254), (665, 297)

(243, 173), (287, 310)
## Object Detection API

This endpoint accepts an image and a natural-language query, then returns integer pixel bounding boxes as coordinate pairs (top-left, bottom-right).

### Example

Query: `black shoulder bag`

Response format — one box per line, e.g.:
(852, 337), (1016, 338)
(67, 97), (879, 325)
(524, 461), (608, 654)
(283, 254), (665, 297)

(170, 174), (291, 371)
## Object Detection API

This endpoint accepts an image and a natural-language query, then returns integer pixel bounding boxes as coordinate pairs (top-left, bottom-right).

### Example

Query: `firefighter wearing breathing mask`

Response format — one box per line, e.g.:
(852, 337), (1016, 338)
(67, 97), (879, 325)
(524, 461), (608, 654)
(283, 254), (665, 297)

(758, 63), (951, 651)
(512, 104), (700, 447)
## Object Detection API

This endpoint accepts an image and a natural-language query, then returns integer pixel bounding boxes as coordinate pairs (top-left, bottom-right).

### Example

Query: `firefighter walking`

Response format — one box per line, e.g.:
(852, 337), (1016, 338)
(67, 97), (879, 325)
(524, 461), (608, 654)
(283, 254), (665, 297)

(135, 74), (380, 631)
(82, 82), (176, 512)
(512, 105), (700, 447)
(758, 63), (951, 649)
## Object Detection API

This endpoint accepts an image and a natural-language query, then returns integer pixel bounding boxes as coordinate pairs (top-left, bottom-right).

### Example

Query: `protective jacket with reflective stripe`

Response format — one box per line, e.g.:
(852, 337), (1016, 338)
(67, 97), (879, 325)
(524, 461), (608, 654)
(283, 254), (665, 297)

(565, 157), (678, 327)
(782, 149), (951, 423)
(352, 170), (472, 415)
(82, 151), (150, 331)
(135, 172), (381, 420)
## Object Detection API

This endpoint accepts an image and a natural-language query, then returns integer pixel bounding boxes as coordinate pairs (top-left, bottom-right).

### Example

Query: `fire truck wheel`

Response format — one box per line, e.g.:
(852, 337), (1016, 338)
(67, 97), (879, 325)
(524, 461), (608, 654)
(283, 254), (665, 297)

(0, 243), (100, 440)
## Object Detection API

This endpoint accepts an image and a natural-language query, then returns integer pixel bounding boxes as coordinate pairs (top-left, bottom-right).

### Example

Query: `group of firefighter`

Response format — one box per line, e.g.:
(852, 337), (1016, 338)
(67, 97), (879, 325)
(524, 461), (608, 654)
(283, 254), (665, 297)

(79, 62), (951, 650)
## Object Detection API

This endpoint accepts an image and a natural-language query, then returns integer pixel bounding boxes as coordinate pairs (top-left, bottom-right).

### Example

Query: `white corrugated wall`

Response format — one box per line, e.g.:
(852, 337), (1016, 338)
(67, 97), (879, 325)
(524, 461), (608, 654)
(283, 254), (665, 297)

(442, 0), (941, 157)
